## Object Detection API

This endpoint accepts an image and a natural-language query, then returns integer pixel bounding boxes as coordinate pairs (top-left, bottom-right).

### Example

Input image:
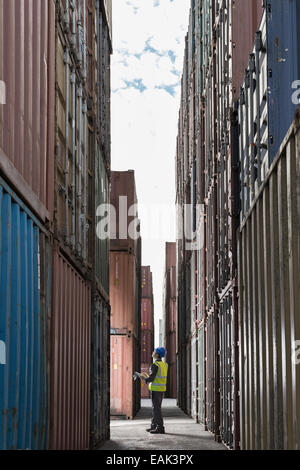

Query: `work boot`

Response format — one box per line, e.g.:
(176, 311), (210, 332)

(146, 426), (156, 432)
(150, 427), (165, 434)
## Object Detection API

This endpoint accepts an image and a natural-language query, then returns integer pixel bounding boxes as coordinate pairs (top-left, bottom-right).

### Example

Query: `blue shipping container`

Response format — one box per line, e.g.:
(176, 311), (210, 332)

(0, 176), (51, 450)
(267, 0), (300, 163)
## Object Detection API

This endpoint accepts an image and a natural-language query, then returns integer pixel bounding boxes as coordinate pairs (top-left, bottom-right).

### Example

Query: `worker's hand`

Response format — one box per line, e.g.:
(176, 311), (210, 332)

(140, 376), (146, 383)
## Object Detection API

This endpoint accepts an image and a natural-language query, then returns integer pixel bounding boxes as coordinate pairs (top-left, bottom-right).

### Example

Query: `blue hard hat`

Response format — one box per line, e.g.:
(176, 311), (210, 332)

(155, 347), (166, 358)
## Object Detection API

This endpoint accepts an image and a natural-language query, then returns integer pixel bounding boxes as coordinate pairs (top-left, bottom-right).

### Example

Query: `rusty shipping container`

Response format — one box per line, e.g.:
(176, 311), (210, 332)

(238, 110), (300, 450)
(50, 248), (91, 450)
(141, 266), (153, 299)
(110, 334), (140, 419)
(141, 330), (153, 365)
(110, 251), (139, 338)
(140, 363), (150, 399)
(0, 0), (55, 223)
(110, 171), (139, 255)
(141, 298), (153, 331)
(165, 242), (176, 271)
(232, 0), (264, 100)
(54, 0), (102, 266)
(0, 176), (52, 450)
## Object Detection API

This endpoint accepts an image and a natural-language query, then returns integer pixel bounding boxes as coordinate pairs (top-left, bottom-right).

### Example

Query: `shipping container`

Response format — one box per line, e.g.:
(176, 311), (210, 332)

(90, 292), (110, 448)
(95, 146), (110, 296)
(238, 111), (300, 450)
(110, 251), (139, 338)
(141, 330), (153, 364)
(197, 325), (205, 426)
(141, 298), (153, 331)
(54, 2), (92, 263)
(166, 330), (177, 399)
(0, 0), (55, 223)
(140, 363), (151, 399)
(232, 0), (264, 101)
(50, 248), (91, 450)
(141, 266), (153, 299)
(0, 176), (51, 450)
(238, 11), (269, 219)
(165, 242), (176, 271)
(110, 334), (140, 419)
(191, 334), (197, 419)
(110, 171), (139, 255)
(266, 0), (300, 164)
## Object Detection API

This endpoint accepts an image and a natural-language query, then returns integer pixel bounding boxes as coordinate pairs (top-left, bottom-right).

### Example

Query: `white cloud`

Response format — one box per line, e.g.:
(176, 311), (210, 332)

(112, 0), (190, 346)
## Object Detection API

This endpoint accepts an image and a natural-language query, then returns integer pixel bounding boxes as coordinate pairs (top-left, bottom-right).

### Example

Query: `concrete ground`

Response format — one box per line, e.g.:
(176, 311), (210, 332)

(99, 399), (227, 451)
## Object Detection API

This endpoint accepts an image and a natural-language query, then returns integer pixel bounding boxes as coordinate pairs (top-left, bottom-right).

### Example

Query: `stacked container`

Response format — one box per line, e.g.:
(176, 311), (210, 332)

(162, 243), (177, 399)
(176, 0), (261, 448)
(176, 0), (300, 451)
(140, 266), (154, 399)
(0, 0), (112, 450)
(110, 171), (141, 419)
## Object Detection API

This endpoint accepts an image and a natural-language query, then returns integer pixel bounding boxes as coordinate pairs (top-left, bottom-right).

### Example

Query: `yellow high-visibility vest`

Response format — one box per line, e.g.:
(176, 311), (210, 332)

(149, 360), (168, 392)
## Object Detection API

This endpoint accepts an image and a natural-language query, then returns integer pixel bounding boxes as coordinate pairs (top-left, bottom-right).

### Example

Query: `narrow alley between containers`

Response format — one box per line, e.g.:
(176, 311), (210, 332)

(0, 0), (300, 454)
(101, 400), (226, 451)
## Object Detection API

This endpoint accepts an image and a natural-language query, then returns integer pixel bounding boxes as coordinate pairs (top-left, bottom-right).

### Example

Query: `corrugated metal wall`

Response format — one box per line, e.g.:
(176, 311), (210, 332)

(238, 115), (300, 450)
(176, 0), (300, 451)
(0, 0), (112, 450)
(110, 334), (139, 419)
(0, 177), (51, 450)
(90, 293), (110, 448)
(0, 0), (55, 222)
(162, 243), (177, 398)
(50, 249), (91, 450)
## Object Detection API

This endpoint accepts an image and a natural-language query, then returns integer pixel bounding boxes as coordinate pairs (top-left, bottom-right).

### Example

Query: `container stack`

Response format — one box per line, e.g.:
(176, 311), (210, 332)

(162, 243), (177, 399)
(110, 171), (142, 419)
(176, 0), (300, 450)
(140, 266), (154, 399)
(0, 0), (112, 450)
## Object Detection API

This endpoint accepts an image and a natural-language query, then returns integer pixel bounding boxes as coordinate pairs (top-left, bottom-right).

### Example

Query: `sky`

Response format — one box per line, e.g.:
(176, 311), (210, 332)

(111, 0), (190, 346)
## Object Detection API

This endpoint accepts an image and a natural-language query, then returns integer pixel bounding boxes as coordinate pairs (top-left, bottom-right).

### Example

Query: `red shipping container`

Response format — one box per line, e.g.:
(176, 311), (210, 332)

(141, 363), (151, 399)
(232, 0), (264, 100)
(141, 298), (153, 331)
(141, 266), (152, 298)
(110, 251), (138, 337)
(169, 265), (176, 299)
(165, 242), (176, 271)
(50, 248), (91, 450)
(110, 171), (139, 255)
(141, 330), (153, 364)
(0, 0), (55, 222)
(110, 334), (139, 419)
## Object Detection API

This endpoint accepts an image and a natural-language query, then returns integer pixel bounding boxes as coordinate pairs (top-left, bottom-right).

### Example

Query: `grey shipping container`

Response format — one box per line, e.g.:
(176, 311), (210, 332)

(238, 108), (300, 450)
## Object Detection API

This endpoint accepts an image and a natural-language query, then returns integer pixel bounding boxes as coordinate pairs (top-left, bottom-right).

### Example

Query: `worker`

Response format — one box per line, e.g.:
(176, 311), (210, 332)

(141, 347), (168, 434)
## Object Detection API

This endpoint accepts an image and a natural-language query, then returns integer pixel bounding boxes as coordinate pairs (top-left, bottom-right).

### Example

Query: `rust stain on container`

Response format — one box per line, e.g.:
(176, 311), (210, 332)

(50, 248), (91, 450)
(0, 0), (55, 221)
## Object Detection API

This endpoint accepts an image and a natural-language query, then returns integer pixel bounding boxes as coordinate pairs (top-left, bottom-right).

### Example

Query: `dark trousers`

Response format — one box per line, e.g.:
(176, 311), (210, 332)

(151, 391), (164, 430)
